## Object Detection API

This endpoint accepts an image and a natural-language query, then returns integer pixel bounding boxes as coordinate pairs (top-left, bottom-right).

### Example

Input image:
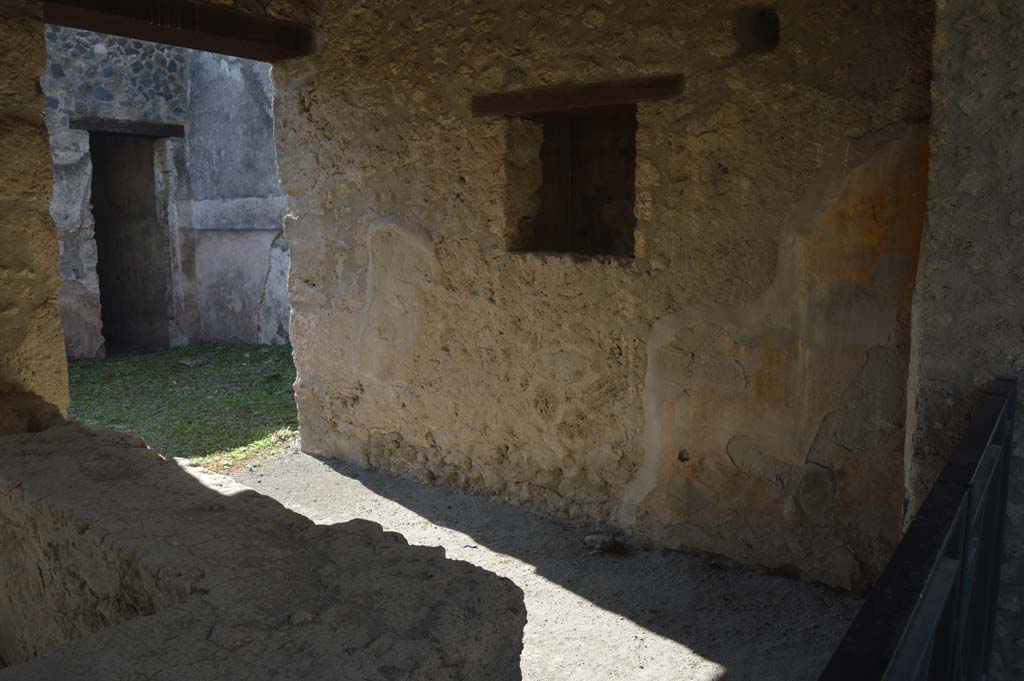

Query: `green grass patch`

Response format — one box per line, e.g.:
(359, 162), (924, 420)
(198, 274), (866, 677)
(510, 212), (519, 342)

(69, 343), (298, 470)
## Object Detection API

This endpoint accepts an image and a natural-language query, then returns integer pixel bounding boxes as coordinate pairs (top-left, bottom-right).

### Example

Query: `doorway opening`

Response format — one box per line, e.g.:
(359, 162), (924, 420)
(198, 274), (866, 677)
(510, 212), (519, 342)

(90, 132), (171, 354)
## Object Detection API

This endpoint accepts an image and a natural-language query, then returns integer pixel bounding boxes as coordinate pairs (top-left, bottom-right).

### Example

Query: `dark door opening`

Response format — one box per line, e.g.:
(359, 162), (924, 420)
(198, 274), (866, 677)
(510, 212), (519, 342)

(90, 132), (171, 354)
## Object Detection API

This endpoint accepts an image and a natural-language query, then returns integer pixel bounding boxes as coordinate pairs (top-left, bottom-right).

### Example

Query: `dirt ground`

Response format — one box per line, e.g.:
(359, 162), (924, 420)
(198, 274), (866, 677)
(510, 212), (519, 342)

(231, 448), (861, 681)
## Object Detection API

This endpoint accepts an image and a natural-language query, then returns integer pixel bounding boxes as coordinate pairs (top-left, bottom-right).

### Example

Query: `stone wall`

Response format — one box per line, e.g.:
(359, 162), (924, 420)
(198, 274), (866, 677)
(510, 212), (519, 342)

(275, 0), (933, 589)
(0, 0), (68, 414)
(908, 0), (1024, 677)
(42, 26), (289, 356)
(42, 27), (188, 357)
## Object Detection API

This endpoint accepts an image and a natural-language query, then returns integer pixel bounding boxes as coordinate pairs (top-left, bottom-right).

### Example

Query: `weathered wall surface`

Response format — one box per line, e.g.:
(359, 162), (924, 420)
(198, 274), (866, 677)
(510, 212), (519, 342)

(187, 50), (289, 343)
(42, 27), (289, 354)
(276, 0), (932, 588)
(258, 232), (291, 344)
(908, 1), (1024, 677)
(0, 1), (68, 413)
(42, 26), (189, 357)
(0, 423), (524, 678)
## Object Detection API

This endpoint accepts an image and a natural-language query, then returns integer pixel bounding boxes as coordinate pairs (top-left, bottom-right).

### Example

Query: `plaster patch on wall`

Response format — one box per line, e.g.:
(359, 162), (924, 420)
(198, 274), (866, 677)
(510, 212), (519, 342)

(621, 129), (928, 588)
(257, 232), (291, 345)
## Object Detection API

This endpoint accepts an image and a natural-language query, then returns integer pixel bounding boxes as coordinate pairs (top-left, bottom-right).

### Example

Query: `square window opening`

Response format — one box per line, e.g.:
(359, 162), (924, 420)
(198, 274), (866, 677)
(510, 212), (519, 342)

(507, 105), (637, 258)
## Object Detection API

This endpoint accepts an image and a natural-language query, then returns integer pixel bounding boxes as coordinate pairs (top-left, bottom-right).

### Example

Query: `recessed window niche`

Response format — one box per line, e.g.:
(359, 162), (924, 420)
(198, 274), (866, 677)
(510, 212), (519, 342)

(511, 106), (637, 257)
(473, 75), (683, 259)
(734, 6), (780, 54)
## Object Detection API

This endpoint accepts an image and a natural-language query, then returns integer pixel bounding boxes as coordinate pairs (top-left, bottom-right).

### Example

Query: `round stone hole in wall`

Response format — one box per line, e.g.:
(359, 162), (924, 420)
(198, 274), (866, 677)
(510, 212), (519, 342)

(734, 6), (780, 54)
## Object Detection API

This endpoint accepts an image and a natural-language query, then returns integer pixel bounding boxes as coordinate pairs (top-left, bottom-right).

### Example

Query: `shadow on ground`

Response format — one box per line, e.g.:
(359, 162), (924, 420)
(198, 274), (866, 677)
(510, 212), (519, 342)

(235, 450), (864, 681)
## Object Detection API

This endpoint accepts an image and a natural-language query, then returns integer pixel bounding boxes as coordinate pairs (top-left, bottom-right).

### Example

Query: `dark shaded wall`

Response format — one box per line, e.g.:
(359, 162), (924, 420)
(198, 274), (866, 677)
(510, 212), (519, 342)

(907, 1), (1024, 677)
(91, 134), (170, 352)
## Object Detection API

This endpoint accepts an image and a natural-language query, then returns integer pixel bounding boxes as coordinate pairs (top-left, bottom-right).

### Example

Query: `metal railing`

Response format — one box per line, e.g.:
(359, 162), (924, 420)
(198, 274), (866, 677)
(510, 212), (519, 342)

(819, 377), (1017, 681)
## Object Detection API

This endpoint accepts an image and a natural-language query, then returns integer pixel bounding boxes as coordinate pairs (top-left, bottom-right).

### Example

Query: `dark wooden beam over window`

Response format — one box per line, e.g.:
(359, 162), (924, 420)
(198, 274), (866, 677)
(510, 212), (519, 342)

(471, 75), (684, 118)
(69, 116), (185, 138)
(43, 0), (314, 62)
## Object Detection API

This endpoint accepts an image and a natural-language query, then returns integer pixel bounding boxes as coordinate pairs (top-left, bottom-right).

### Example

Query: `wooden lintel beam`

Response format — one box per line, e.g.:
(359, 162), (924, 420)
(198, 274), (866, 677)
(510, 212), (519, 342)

(69, 115), (185, 138)
(42, 0), (314, 63)
(471, 75), (684, 118)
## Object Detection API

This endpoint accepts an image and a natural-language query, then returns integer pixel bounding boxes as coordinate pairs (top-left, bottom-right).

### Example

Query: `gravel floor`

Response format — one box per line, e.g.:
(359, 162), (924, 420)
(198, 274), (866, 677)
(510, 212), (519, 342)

(231, 449), (862, 681)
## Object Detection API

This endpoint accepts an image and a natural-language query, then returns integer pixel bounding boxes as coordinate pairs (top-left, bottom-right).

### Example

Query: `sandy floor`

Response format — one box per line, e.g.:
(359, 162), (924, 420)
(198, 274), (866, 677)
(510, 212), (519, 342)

(231, 449), (861, 681)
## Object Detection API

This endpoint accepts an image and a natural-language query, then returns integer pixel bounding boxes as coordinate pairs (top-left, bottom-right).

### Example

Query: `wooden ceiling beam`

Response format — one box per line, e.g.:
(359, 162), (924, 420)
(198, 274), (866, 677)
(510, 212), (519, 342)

(69, 116), (185, 138)
(472, 75), (684, 118)
(42, 0), (314, 62)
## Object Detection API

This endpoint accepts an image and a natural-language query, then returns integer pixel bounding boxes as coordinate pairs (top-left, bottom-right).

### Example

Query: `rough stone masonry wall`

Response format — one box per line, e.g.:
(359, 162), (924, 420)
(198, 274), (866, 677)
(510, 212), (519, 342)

(42, 26), (189, 358)
(907, 0), (1024, 677)
(0, 0), (67, 415)
(275, 0), (933, 589)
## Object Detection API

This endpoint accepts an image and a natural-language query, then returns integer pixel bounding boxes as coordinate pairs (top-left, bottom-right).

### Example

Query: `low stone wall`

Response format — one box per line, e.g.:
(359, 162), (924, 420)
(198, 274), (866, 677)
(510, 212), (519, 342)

(0, 424), (525, 678)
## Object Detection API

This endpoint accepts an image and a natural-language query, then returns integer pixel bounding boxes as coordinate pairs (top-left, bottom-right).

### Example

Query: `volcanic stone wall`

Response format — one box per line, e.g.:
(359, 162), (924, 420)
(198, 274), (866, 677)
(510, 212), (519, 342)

(275, 0), (933, 589)
(42, 27), (188, 357)
(42, 26), (290, 356)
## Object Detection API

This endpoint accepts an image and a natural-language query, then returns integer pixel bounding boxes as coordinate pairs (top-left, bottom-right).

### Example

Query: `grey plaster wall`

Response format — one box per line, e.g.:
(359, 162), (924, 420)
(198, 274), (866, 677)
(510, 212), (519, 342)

(258, 233), (290, 345)
(185, 51), (289, 344)
(41, 27), (290, 355)
(908, 1), (1024, 676)
(193, 230), (282, 342)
